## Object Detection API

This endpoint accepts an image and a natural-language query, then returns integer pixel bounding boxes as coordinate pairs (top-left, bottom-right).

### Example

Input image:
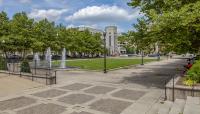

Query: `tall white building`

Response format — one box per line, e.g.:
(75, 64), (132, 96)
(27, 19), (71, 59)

(75, 26), (120, 56)
(105, 26), (119, 56)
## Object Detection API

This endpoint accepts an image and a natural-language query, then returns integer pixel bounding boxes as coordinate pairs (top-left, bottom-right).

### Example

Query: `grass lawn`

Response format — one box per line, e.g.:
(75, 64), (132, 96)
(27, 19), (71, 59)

(53, 58), (156, 70)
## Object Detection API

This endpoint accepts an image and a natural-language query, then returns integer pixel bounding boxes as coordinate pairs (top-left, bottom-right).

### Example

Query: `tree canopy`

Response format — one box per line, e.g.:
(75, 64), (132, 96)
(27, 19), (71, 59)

(0, 11), (104, 59)
(128, 0), (200, 54)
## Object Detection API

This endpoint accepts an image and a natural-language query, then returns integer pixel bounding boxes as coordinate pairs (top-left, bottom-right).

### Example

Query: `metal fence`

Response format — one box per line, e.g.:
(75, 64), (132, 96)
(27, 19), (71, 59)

(0, 59), (57, 85)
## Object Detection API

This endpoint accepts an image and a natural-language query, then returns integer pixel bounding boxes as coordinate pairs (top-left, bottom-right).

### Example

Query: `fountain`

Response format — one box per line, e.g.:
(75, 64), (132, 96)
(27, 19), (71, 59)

(60, 48), (66, 68)
(34, 53), (40, 67)
(46, 47), (52, 68)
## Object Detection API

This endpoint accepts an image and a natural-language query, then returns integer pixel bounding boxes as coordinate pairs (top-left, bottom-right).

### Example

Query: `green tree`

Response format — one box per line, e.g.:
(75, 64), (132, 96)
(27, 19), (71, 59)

(0, 11), (10, 58)
(10, 12), (35, 59)
(128, 0), (200, 54)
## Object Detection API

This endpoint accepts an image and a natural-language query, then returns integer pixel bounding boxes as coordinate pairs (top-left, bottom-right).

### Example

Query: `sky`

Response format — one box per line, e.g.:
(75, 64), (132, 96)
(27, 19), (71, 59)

(0, 0), (142, 32)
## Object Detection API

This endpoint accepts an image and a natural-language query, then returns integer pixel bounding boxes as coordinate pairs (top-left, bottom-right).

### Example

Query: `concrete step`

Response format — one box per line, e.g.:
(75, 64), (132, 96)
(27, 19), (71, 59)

(169, 99), (185, 114)
(186, 96), (200, 105)
(158, 101), (173, 114)
(146, 102), (161, 114)
(183, 103), (200, 114)
(183, 96), (200, 114)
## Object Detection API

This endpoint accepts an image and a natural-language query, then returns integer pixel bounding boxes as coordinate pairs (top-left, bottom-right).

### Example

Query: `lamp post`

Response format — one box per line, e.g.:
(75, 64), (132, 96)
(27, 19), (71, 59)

(103, 32), (107, 73)
(157, 51), (160, 61)
(1, 40), (5, 56)
(141, 51), (144, 65)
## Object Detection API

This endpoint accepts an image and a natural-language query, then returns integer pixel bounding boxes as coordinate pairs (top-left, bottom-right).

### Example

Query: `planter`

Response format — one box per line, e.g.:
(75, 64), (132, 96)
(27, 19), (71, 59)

(166, 75), (200, 101)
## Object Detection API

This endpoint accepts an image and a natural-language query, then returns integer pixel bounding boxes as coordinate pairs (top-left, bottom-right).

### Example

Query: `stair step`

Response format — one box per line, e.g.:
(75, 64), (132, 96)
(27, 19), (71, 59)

(183, 103), (200, 114)
(169, 99), (185, 114)
(158, 101), (173, 114)
(146, 102), (161, 114)
(183, 96), (200, 114)
(186, 96), (200, 105)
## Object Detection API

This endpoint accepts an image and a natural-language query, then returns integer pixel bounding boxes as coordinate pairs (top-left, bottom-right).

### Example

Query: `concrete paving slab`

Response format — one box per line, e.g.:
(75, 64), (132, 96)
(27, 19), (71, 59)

(60, 83), (92, 90)
(0, 75), (44, 97)
(71, 111), (93, 114)
(16, 103), (66, 114)
(84, 86), (116, 94)
(90, 98), (132, 114)
(0, 96), (36, 111)
(112, 89), (146, 101)
(58, 94), (95, 105)
(32, 89), (67, 98)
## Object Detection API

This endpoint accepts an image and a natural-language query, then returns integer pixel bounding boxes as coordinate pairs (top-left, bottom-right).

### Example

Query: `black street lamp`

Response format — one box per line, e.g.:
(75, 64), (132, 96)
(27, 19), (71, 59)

(1, 40), (5, 56)
(103, 32), (107, 73)
(141, 51), (144, 65)
(157, 52), (160, 61)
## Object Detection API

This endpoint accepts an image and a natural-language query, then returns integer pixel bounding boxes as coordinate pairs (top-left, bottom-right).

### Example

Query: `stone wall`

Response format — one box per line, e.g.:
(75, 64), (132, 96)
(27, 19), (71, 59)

(166, 76), (200, 101)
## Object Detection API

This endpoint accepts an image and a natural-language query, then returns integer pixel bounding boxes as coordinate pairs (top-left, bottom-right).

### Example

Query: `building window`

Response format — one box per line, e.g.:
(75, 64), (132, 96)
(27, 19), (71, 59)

(109, 36), (111, 46)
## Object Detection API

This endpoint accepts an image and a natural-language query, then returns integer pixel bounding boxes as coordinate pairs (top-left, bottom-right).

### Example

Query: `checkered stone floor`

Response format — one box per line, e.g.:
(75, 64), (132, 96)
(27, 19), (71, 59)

(70, 111), (93, 114)
(58, 94), (95, 105)
(0, 82), (149, 114)
(90, 98), (132, 114)
(0, 96), (36, 111)
(32, 89), (67, 98)
(16, 103), (66, 114)
(84, 86), (116, 94)
(111, 89), (146, 101)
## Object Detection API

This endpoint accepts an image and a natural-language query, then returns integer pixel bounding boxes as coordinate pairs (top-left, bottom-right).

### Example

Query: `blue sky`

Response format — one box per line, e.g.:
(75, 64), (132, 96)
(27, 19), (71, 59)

(0, 0), (142, 32)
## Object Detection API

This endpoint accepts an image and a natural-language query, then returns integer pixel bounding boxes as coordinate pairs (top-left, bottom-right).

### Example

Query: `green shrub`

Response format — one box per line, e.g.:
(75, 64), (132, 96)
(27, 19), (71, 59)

(183, 78), (197, 86)
(20, 60), (31, 73)
(0, 56), (7, 70)
(185, 60), (200, 83)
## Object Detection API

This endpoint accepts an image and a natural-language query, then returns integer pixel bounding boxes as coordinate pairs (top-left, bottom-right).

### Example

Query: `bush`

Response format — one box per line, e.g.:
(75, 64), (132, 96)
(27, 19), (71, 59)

(183, 78), (197, 86)
(185, 60), (200, 83)
(0, 56), (7, 70)
(20, 60), (31, 73)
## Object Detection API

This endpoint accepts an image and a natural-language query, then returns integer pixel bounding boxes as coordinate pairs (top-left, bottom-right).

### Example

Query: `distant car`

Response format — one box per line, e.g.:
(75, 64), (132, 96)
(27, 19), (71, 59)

(8, 55), (21, 59)
(128, 54), (137, 57)
(26, 55), (34, 60)
(120, 54), (128, 57)
(136, 54), (142, 57)
(52, 55), (62, 60)
(7, 55), (22, 63)
(148, 54), (158, 57)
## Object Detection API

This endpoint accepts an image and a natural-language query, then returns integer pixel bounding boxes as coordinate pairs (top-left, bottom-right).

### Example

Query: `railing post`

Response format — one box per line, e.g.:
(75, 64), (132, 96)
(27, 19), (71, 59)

(164, 80), (167, 100)
(192, 80), (194, 97)
(46, 72), (48, 85)
(34, 59), (37, 75)
(8, 63), (11, 76)
(172, 75), (175, 102)
(12, 62), (14, 73)
(55, 70), (57, 84)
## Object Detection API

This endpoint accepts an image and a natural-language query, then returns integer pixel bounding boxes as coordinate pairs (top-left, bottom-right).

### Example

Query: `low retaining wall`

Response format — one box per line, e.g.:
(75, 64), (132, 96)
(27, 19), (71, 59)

(166, 76), (200, 101)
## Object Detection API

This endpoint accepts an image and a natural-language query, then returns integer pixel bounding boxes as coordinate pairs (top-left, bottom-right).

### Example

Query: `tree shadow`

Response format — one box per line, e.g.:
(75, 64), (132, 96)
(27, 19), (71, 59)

(120, 60), (186, 89)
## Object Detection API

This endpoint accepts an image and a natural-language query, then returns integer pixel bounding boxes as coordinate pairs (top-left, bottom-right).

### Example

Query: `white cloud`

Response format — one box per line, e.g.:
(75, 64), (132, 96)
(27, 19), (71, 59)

(66, 24), (99, 29)
(28, 9), (68, 21)
(17, 0), (31, 3)
(65, 5), (140, 23)
(66, 24), (76, 28)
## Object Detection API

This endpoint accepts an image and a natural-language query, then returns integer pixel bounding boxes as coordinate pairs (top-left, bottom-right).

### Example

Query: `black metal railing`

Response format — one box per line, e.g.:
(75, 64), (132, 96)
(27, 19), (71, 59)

(0, 60), (57, 85)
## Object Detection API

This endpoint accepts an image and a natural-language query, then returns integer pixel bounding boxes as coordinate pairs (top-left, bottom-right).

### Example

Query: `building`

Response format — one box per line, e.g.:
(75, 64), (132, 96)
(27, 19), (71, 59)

(105, 26), (119, 56)
(76, 26), (120, 56)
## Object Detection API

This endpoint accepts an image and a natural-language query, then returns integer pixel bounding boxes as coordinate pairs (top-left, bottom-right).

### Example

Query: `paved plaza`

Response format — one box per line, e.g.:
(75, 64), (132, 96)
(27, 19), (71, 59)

(0, 59), (186, 114)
